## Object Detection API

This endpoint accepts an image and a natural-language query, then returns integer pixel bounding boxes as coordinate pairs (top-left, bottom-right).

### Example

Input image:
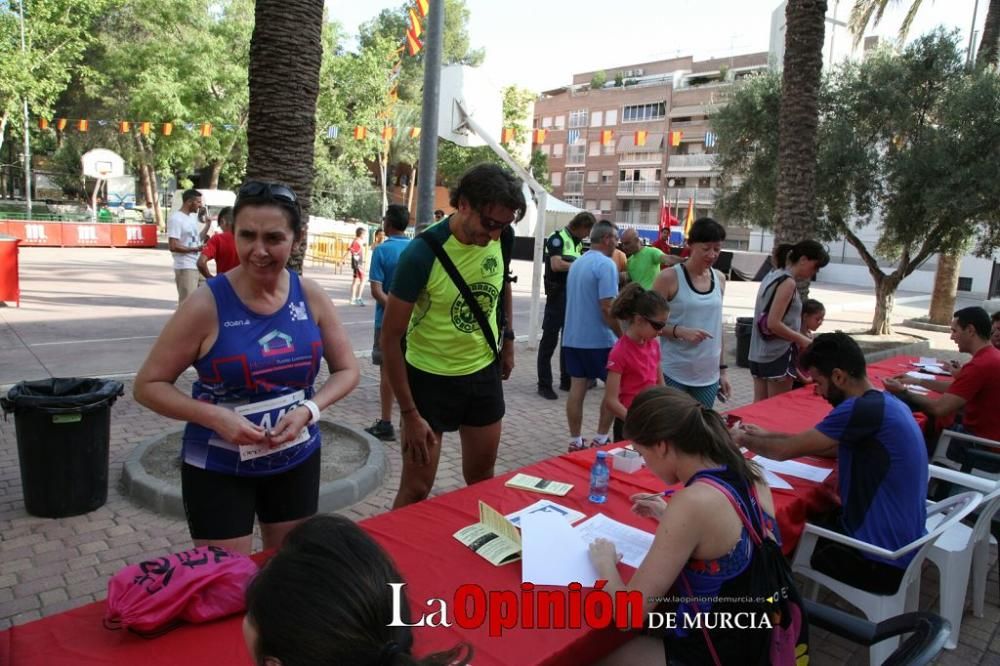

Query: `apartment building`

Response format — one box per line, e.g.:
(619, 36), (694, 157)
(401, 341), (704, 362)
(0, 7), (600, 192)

(533, 52), (769, 244)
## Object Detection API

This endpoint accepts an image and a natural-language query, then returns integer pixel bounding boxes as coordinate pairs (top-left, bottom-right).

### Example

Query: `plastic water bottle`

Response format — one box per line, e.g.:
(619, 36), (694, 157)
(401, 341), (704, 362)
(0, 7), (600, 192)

(588, 451), (610, 504)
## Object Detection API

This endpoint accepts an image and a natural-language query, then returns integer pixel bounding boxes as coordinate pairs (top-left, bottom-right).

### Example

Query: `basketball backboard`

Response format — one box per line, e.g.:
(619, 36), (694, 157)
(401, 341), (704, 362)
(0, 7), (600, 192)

(438, 65), (502, 148)
(81, 149), (125, 179)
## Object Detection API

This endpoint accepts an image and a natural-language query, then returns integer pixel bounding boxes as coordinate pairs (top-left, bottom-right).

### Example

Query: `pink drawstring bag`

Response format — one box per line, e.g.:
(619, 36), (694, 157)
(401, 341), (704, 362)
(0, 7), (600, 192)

(104, 546), (258, 636)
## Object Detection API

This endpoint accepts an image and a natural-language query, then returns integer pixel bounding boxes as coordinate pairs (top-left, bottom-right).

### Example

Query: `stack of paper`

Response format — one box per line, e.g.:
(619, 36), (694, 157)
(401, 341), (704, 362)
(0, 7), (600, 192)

(505, 499), (585, 527)
(521, 513), (600, 586)
(573, 514), (655, 568)
(751, 455), (832, 483)
(505, 473), (573, 496)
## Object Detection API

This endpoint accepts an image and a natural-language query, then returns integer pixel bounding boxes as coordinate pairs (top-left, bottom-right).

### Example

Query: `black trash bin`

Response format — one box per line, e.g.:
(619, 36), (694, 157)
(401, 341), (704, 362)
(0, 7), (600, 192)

(2, 378), (124, 518)
(735, 317), (754, 368)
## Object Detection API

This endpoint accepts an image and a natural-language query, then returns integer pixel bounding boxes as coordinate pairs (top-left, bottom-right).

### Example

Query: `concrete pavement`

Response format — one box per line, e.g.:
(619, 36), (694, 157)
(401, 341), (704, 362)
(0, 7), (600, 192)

(0, 245), (996, 665)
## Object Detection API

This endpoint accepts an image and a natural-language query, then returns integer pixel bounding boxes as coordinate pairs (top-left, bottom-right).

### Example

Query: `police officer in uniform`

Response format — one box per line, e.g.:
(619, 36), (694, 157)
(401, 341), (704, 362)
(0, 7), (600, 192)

(537, 212), (596, 399)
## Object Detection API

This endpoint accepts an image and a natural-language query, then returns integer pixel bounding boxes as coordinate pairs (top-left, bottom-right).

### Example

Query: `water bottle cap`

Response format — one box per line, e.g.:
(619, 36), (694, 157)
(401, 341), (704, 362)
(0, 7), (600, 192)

(596, 451), (608, 459)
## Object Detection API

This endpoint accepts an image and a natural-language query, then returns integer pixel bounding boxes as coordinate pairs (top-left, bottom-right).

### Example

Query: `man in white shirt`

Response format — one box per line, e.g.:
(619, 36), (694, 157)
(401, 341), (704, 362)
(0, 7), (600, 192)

(168, 189), (204, 305)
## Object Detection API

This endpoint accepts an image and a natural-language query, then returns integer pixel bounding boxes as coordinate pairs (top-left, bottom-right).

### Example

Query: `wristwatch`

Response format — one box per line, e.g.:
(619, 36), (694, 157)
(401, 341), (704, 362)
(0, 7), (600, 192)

(503, 330), (516, 341)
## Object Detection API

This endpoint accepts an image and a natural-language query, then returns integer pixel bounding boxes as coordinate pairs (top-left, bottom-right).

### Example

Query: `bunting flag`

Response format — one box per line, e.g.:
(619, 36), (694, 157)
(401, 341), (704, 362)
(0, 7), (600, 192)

(200, 123), (212, 137)
(408, 7), (423, 38)
(140, 121), (151, 136)
(704, 130), (716, 148)
(415, 0), (429, 18)
(683, 197), (695, 238)
(162, 122), (173, 136)
(409, 127), (421, 138)
(354, 126), (368, 140)
(38, 118), (49, 130)
(634, 130), (647, 146)
(406, 28), (423, 57)
(532, 129), (546, 144)
(670, 130), (683, 147)
(382, 126), (396, 140)
(326, 126), (339, 139)
(601, 129), (613, 146)
(119, 121), (130, 134)
(77, 119), (89, 132)
(501, 127), (515, 143)
(57, 118), (68, 131)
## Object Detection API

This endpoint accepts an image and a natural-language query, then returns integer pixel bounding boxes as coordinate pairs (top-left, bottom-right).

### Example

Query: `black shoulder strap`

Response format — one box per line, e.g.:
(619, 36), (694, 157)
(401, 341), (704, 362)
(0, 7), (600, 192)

(418, 231), (500, 362)
(763, 274), (791, 313)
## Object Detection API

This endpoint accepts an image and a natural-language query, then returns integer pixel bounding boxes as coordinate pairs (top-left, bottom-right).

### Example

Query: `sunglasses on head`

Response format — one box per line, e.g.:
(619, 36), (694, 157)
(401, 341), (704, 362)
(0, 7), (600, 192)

(237, 181), (298, 205)
(643, 316), (667, 331)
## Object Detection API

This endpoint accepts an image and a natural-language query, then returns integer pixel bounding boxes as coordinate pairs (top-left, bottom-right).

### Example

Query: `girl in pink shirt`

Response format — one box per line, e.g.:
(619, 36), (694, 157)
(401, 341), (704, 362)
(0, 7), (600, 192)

(604, 283), (669, 441)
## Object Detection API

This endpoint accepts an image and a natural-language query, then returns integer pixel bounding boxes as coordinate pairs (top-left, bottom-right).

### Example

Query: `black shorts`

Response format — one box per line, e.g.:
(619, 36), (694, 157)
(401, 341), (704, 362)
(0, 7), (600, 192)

(749, 347), (795, 380)
(181, 448), (321, 540)
(406, 361), (505, 433)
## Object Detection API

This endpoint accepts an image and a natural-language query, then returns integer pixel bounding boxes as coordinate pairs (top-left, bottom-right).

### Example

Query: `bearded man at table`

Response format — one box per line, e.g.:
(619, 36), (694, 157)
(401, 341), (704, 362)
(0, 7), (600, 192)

(733, 332), (928, 595)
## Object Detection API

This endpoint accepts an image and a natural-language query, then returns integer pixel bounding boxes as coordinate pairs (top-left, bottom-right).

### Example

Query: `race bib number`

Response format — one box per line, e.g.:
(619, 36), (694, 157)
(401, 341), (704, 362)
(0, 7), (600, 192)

(234, 391), (311, 461)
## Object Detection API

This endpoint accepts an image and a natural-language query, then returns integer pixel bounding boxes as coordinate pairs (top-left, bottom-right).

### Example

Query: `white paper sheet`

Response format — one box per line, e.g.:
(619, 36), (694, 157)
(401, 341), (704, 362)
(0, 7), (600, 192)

(918, 357), (939, 366)
(762, 469), (794, 490)
(907, 384), (930, 394)
(751, 455), (833, 483)
(521, 512), (599, 586)
(506, 499), (585, 527)
(905, 371), (937, 381)
(574, 513), (655, 568)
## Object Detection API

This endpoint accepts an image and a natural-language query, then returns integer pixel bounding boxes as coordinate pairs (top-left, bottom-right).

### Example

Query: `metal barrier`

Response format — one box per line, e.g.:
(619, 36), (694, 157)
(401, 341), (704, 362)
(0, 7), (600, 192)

(307, 232), (352, 273)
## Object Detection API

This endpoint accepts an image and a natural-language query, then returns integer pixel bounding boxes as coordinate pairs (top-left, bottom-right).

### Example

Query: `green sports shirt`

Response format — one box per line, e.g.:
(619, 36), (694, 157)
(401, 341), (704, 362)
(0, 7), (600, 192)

(626, 245), (666, 290)
(390, 219), (513, 376)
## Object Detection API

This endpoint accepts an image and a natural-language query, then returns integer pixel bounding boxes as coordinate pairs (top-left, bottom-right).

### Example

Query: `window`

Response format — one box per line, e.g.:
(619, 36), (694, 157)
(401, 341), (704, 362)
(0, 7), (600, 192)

(567, 144), (586, 165)
(565, 195), (584, 208)
(542, 116), (553, 128)
(589, 141), (601, 157)
(587, 171), (599, 184)
(569, 109), (588, 128)
(585, 200), (597, 210)
(590, 111), (603, 127)
(602, 140), (615, 156)
(554, 115), (565, 129)
(599, 200), (612, 211)
(553, 143), (564, 157)
(551, 172), (562, 187)
(565, 171), (584, 192)
(605, 109), (617, 125)
(601, 170), (614, 184)
(622, 102), (666, 123)
(538, 144), (550, 157)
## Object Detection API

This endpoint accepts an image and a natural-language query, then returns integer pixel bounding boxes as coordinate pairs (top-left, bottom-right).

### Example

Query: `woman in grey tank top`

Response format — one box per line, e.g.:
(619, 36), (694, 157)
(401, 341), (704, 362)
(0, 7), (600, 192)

(749, 240), (830, 402)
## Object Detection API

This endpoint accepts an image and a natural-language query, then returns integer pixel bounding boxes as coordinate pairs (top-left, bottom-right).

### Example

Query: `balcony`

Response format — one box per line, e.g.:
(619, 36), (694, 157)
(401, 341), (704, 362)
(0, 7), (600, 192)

(667, 154), (718, 171)
(617, 180), (661, 197)
(615, 212), (661, 228)
(619, 151), (665, 166)
(665, 186), (717, 205)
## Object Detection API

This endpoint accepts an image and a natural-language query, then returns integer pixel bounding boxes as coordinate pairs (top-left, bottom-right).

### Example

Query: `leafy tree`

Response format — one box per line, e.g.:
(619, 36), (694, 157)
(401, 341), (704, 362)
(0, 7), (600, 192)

(590, 70), (607, 89)
(715, 31), (1000, 334)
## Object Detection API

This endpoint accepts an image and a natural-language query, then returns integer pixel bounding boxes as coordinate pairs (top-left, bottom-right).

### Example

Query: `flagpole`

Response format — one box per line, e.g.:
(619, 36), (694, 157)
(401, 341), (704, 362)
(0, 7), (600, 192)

(18, 0), (32, 220)
(415, 0), (443, 231)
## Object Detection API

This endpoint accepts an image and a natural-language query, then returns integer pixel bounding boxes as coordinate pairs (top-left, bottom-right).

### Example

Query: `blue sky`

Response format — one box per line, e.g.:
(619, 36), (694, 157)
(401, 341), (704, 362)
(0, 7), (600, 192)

(325, 0), (986, 92)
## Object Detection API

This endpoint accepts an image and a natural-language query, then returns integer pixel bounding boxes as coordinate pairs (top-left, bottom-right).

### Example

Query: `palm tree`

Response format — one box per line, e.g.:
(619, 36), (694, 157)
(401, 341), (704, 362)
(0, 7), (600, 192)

(246, 0), (325, 273)
(851, 0), (1000, 323)
(774, 0), (828, 247)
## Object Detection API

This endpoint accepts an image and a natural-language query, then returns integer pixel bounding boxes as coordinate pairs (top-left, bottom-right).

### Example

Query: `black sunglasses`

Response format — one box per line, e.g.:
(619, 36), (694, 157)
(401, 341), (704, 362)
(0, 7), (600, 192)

(643, 316), (667, 331)
(479, 212), (515, 232)
(237, 181), (298, 205)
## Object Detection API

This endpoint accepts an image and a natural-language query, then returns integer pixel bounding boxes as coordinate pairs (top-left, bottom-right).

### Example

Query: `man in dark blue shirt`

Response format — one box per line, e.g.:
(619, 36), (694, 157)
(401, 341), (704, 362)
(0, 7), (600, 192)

(734, 332), (928, 594)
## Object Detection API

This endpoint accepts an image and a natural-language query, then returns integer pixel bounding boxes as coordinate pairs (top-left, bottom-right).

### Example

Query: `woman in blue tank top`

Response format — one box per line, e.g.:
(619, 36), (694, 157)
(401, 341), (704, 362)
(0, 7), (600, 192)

(135, 181), (360, 554)
(588, 387), (776, 664)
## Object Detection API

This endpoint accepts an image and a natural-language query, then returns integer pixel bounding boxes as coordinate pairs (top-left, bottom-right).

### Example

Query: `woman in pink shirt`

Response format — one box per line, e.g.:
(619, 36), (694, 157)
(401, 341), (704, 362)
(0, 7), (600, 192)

(604, 283), (669, 441)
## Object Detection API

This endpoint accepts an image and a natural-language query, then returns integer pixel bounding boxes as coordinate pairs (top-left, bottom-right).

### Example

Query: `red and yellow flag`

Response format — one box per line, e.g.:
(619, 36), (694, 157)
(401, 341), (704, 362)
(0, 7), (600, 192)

(77, 119), (89, 132)
(119, 121), (130, 134)
(38, 118), (49, 130)
(409, 127), (421, 139)
(57, 118), (68, 131)
(354, 126), (368, 140)
(633, 130), (647, 146)
(162, 122), (173, 136)
(501, 127), (515, 143)
(532, 129), (546, 144)
(382, 126), (396, 140)
(408, 8), (423, 38)
(200, 123), (212, 137)
(415, 0), (429, 18)
(140, 121), (151, 136)
(406, 28), (423, 56)
(670, 130), (683, 147)
(600, 129), (613, 146)
(683, 198), (695, 237)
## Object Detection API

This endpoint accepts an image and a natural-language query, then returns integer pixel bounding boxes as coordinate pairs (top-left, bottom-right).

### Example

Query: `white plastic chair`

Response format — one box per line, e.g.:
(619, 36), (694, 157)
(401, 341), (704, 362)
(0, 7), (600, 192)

(791, 490), (982, 666)
(931, 429), (1000, 479)
(925, 465), (1000, 649)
